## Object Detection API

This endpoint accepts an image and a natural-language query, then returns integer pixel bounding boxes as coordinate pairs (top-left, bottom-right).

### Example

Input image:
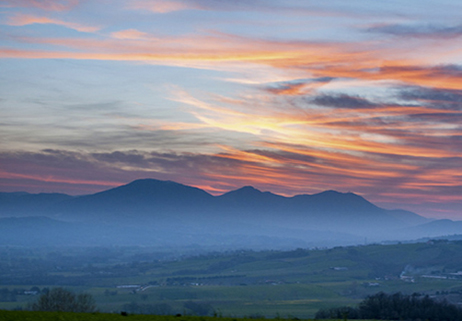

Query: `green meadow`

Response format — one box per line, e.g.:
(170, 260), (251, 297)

(0, 310), (386, 321)
(1, 241), (462, 318)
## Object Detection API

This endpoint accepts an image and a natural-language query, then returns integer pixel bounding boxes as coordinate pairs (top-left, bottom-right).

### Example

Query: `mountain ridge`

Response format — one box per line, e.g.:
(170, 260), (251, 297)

(0, 178), (426, 225)
(1, 178), (449, 249)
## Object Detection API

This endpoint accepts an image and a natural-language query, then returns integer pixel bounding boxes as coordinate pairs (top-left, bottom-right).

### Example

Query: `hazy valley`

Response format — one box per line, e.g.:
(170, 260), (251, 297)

(2, 240), (462, 318)
(2, 178), (462, 319)
(1, 178), (459, 250)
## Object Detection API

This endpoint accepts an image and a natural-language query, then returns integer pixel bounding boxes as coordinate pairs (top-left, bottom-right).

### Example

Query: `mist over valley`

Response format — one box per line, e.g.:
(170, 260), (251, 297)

(1, 178), (456, 249)
(1, 179), (462, 319)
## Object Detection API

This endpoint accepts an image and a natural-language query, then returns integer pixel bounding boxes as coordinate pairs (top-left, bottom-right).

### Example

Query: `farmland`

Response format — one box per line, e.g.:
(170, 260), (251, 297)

(1, 240), (462, 318)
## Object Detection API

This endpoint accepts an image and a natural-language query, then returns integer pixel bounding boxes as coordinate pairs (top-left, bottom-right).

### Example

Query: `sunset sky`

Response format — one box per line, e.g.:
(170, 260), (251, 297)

(0, 0), (461, 219)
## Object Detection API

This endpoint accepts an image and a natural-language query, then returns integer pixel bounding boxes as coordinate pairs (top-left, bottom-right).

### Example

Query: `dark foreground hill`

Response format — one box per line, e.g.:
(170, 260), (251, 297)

(1, 178), (459, 248)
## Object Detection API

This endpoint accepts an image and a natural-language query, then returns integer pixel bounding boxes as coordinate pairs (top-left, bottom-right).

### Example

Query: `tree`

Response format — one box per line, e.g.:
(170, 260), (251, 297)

(30, 287), (96, 313)
(316, 292), (462, 321)
(75, 293), (97, 313)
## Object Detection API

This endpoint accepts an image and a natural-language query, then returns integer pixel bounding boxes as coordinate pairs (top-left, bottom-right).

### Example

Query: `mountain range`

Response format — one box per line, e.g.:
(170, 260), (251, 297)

(0, 178), (460, 249)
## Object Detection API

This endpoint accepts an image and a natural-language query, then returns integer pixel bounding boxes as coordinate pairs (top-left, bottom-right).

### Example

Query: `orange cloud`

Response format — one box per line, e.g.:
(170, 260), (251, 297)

(172, 90), (461, 158)
(266, 78), (333, 96)
(6, 13), (99, 33)
(4, 29), (461, 94)
(0, 0), (79, 11)
(129, 0), (202, 13)
(189, 142), (460, 211)
(129, 83), (458, 209)
(111, 29), (148, 40)
(266, 82), (308, 96)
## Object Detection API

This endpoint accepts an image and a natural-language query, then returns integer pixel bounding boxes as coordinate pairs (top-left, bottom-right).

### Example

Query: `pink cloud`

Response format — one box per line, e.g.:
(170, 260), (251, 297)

(0, 170), (119, 188)
(3, 147), (461, 218)
(111, 29), (148, 40)
(129, 0), (202, 13)
(0, 0), (79, 11)
(2, 29), (462, 96)
(6, 13), (100, 33)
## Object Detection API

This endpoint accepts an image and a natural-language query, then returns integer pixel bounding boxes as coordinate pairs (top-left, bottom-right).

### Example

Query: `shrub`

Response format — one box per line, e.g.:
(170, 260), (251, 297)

(30, 287), (96, 313)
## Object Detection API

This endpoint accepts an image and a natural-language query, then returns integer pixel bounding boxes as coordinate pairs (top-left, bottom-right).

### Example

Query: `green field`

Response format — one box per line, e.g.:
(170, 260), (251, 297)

(0, 310), (387, 321)
(1, 241), (462, 318)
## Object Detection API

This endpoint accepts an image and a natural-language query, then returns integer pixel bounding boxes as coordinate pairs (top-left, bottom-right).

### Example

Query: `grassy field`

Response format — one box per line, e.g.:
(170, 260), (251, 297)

(1, 241), (462, 318)
(0, 310), (384, 321)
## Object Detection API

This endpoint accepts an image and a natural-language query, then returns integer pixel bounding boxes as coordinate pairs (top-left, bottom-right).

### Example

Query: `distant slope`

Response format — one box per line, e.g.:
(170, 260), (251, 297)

(0, 178), (443, 247)
(402, 219), (462, 238)
(286, 190), (400, 230)
(386, 209), (429, 226)
(0, 192), (73, 217)
(0, 216), (84, 246)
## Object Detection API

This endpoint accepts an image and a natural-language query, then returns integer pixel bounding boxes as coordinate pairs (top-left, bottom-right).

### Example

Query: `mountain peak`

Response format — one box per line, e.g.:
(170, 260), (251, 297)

(217, 185), (287, 207)
(82, 178), (213, 205)
(106, 178), (205, 194)
(315, 190), (356, 197)
(218, 186), (262, 200)
(235, 186), (262, 193)
(125, 178), (175, 187)
(313, 190), (371, 203)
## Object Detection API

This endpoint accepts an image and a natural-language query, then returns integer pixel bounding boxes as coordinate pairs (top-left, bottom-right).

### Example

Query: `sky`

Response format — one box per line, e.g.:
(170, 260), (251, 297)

(0, 0), (461, 219)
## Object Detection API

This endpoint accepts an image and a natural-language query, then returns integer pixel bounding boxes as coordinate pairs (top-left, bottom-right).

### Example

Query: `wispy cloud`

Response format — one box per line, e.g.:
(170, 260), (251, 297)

(1, 147), (460, 218)
(399, 86), (462, 110)
(2, 29), (462, 93)
(264, 77), (333, 96)
(5, 13), (100, 33)
(110, 29), (148, 40)
(1, 0), (462, 218)
(128, 0), (202, 13)
(311, 94), (380, 109)
(128, 0), (365, 17)
(367, 23), (462, 39)
(0, 0), (80, 11)
(199, 90), (456, 171)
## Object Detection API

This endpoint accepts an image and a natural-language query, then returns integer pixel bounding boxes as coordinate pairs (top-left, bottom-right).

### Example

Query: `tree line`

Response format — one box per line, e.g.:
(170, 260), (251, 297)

(316, 291), (462, 321)
(29, 288), (96, 313)
(29, 288), (213, 316)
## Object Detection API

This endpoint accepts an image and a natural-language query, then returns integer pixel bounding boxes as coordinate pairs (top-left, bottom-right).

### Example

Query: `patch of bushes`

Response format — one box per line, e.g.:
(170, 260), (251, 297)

(316, 291), (462, 321)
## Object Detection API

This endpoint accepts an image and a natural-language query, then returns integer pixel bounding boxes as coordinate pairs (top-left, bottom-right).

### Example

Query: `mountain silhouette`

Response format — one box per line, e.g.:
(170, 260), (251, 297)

(1, 178), (446, 248)
(54, 179), (214, 222)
